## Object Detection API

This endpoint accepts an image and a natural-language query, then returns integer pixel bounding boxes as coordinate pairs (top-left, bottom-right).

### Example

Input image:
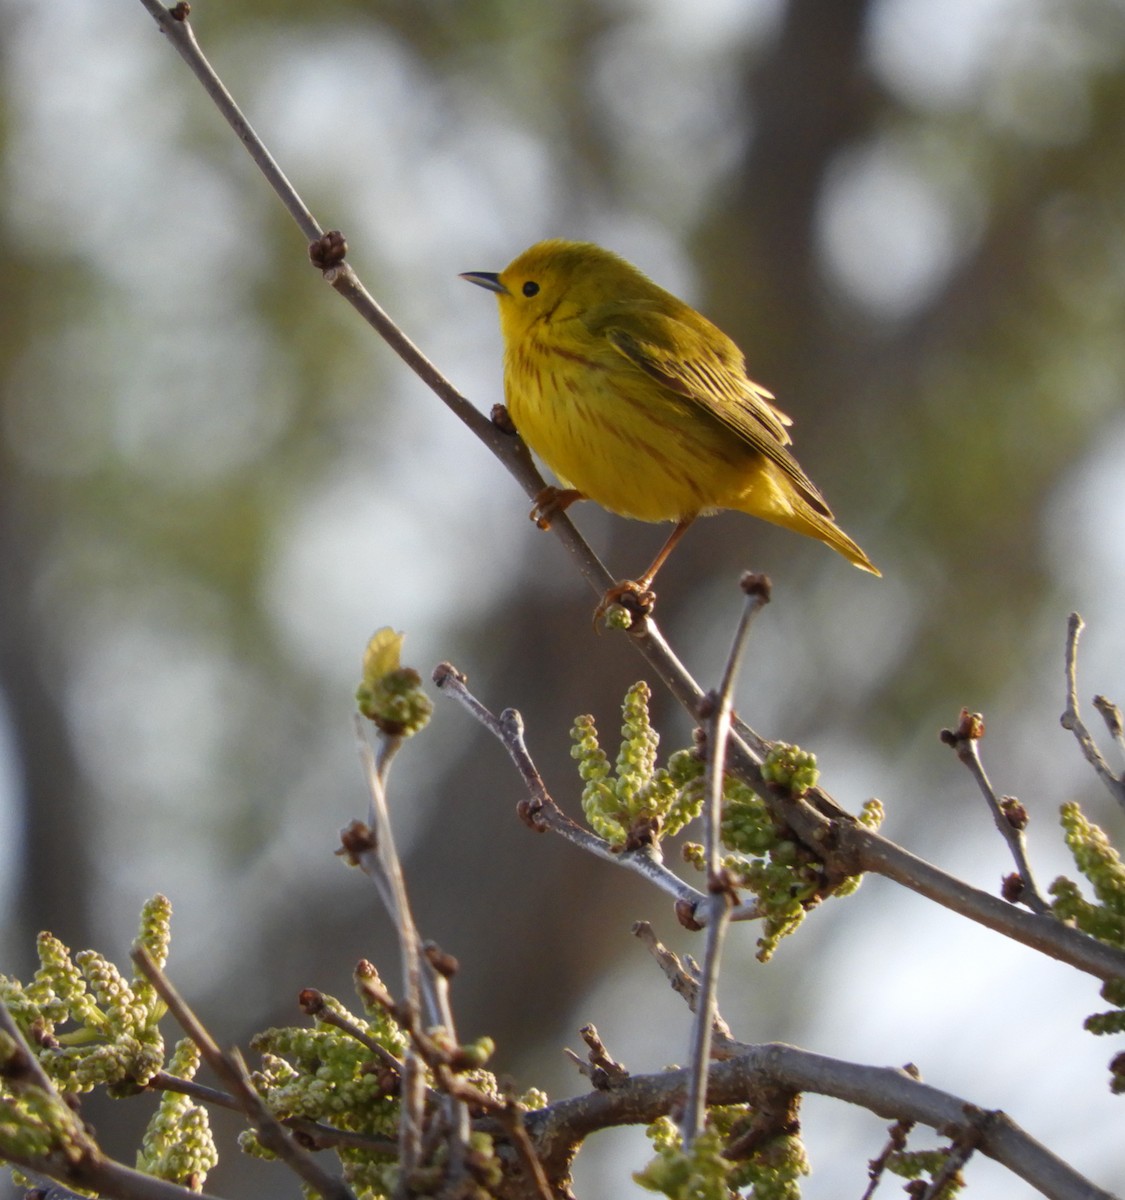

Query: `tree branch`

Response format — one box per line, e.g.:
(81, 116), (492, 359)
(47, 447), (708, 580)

(525, 1045), (1118, 1200)
(434, 652), (1125, 986)
(838, 816), (1125, 983)
(940, 707), (1050, 913)
(136, 1), (625, 609)
(0, 1152), (235, 1200)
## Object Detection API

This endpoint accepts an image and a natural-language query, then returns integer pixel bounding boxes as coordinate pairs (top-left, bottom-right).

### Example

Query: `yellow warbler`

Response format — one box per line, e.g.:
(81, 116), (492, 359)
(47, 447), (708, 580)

(462, 239), (879, 609)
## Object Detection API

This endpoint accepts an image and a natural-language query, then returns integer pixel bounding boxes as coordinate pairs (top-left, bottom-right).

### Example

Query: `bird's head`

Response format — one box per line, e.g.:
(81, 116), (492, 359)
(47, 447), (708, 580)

(461, 239), (645, 343)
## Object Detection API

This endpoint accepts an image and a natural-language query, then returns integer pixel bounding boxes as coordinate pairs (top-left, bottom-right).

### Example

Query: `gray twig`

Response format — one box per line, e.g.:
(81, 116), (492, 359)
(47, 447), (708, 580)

(682, 574), (771, 1145)
(432, 662), (709, 912)
(148, 1069), (397, 1153)
(136, 1), (320, 240)
(940, 708), (1050, 914)
(1061, 612), (1125, 811)
(632, 922), (733, 1049)
(352, 727), (455, 1190)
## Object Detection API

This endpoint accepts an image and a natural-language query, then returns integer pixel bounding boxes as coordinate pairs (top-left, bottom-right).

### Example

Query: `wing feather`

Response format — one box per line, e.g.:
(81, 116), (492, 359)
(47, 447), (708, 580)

(585, 302), (832, 517)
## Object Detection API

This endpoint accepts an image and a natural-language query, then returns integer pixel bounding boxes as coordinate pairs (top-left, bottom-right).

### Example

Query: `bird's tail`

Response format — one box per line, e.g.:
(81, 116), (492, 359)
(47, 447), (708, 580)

(770, 496), (880, 575)
(733, 463), (880, 576)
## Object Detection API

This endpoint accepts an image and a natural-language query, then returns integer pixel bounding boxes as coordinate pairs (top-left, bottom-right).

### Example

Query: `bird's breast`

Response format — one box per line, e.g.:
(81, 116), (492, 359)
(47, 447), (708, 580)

(502, 327), (757, 522)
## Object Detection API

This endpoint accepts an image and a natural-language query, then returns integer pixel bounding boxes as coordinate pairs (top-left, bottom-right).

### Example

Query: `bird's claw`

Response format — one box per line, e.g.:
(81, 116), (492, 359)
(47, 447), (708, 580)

(594, 580), (657, 627)
(529, 486), (584, 531)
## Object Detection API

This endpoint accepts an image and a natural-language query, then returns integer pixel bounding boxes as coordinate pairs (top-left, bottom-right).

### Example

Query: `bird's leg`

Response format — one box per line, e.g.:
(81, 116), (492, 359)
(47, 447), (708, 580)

(597, 517), (696, 620)
(633, 517), (696, 592)
(530, 486), (586, 530)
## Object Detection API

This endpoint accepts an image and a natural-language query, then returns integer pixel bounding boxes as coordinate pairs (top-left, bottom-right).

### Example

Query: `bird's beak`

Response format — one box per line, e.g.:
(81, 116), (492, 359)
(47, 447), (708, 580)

(459, 271), (509, 296)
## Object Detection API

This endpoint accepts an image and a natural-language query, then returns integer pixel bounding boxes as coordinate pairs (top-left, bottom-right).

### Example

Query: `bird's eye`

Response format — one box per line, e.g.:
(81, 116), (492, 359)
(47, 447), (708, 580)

(522, 280), (540, 298)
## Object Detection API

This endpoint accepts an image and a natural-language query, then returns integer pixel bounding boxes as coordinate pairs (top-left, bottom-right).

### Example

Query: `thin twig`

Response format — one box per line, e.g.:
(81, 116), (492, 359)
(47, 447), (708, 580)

(136, 2), (321, 240)
(416, 947), (473, 1181)
(136, 0), (625, 611)
(130, 945), (354, 1200)
(682, 575), (770, 1145)
(568, 1024), (630, 1089)
(861, 1115), (915, 1200)
(632, 923), (733, 1049)
(8, 1173), (106, 1200)
(1, 1154), (232, 1200)
(309, 975), (464, 1170)
(1, 1003), (239, 1200)
(1061, 612), (1125, 811)
(1093, 694), (1125, 765)
(148, 1070), (397, 1153)
(353, 731), (430, 1189)
(840, 817), (1125, 983)
(718, 730), (1125, 985)
(432, 662), (708, 910)
(940, 708), (1050, 913)
(0, 999), (68, 1097)
(626, 619), (1120, 981)
(353, 969), (552, 1200)
(623, 614), (774, 764)
(918, 1130), (975, 1200)
(4, 995), (378, 1186)
(299, 990), (406, 1076)
(354, 722), (488, 1193)
(375, 733), (404, 788)
(492, 1102), (556, 1200)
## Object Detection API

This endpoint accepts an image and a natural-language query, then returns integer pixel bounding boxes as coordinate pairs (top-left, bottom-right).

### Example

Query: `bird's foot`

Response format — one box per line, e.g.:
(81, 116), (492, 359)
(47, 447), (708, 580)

(594, 579), (656, 628)
(530, 486), (585, 531)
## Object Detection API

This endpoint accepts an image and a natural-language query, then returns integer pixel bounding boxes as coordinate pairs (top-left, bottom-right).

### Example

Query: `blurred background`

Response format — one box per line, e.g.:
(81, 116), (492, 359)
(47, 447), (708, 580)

(2, 0), (1125, 1196)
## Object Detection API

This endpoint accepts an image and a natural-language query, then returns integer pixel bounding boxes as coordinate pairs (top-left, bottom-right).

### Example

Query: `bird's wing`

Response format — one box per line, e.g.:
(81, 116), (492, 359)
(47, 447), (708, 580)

(588, 303), (832, 516)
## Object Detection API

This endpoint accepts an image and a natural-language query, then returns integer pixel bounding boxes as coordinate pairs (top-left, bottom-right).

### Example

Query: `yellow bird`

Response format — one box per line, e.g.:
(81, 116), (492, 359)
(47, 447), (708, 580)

(462, 239), (878, 611)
